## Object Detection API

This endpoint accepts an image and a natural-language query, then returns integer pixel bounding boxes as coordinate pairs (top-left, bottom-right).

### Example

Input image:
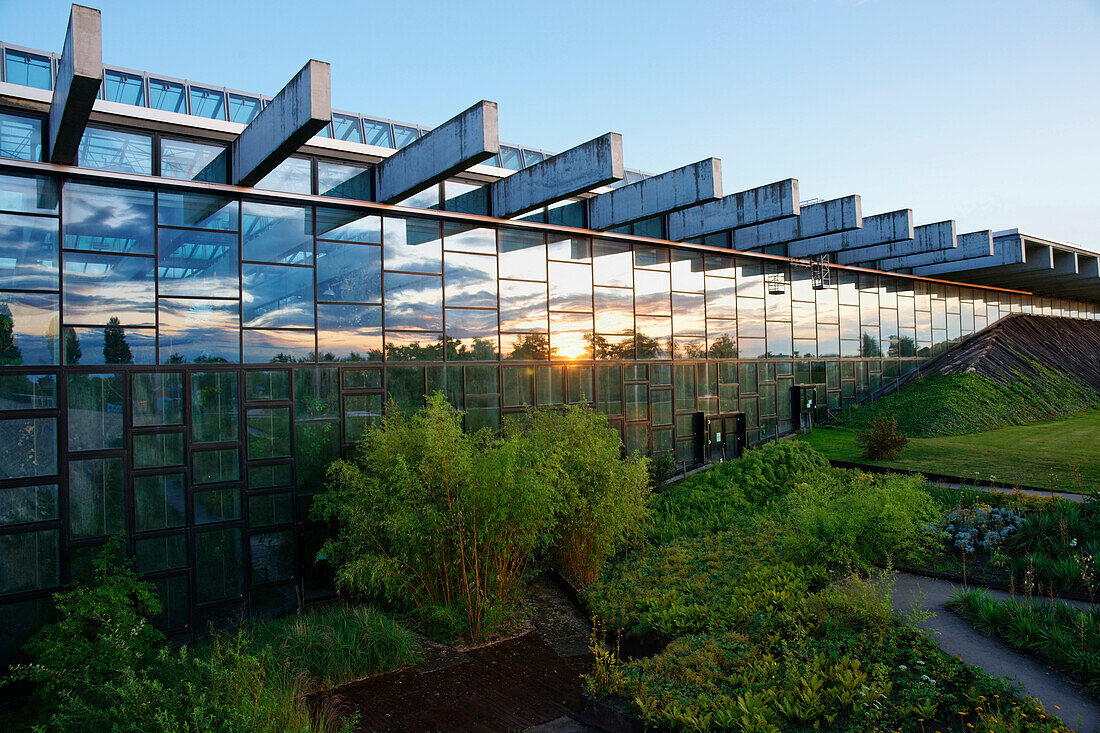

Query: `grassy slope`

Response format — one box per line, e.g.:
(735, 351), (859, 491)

(801, 409), (1100, 492)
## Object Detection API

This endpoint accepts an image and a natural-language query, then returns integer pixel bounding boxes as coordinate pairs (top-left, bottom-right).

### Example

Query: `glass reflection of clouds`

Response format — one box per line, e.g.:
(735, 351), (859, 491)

(0, 172), (57, 214)
(316, 208), (381, 244)
(498, 230), (545, 281)
(64, 183), (154, 255)
(383, 272), (442, 330)
(593, 287), (633, 334)
(634, 269), (671, 316)
(443, 223), (496, 255)
(383, 217), (441, 274)
(549, 311), (593, 360)
(498, 280), (547, 332)
(158, 299), (240, 363)
(592, 240), (632, 287)
(0, 292), (60, 365)
(547, 235), (590, 263)
(704, 278), (736, 319)
(242, 202), (313, 265)
(242, 264), (314, 329)
(671, 251), (705, 293)
(445, 308), (499, 361)
(63, 252), (155, 325)
(0, 213), (57, 290)
(317, 304), (382, 362)
(634, 315), (671, 360)
(158, 229), (239, 298)
(158, 192), (237, 230)
(243, 329), (315, 363)
(548, 262), (592, 312)
(672, 292), (705, 335)
(444, 252), (497, 308)
(316, 242), (381, 303)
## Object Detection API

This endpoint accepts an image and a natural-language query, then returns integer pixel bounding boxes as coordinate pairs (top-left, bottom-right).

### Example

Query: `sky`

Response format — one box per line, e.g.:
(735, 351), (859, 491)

(3, 0), (1099, 247)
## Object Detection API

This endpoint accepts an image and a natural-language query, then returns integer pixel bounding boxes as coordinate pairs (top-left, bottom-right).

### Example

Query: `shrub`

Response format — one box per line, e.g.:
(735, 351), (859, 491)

(508, 404), (650, 586)
(313, 393), (564, 642)
(855, 414), (909, 460)
(781, 470), (942, 571)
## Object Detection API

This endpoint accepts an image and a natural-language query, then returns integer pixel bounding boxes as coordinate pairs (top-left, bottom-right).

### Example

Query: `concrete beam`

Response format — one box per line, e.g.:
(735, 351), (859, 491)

(971, 250), (1078, 289)
(232, 60), (331, 187)
(788, 209), (912, 260)
(48, 5), (102, 164)
(875, 230), (993, 271)
(908, 235), (1027, 277)
(842, 219), (956, 267)
(489, 133), (623, 219)
(667, 179), (799, 241)
(732, 195), (861, 250)
(375, 100), (498, 204)
(587, 158), (721, 230)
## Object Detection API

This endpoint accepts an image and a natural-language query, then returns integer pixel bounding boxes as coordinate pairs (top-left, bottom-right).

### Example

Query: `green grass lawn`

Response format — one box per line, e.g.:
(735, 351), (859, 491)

(800, 409), (1100, 492)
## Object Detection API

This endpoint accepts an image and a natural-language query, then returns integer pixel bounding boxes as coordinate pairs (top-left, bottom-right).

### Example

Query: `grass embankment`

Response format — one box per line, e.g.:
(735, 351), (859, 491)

(836, 371), (1100, 438)
(802, 409), (1100, 492)
(584, 441), (1068, 732)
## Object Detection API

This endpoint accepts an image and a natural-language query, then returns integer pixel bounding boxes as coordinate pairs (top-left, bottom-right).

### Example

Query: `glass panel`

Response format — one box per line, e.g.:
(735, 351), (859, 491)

(66, 373), (123, 451)
(330, 113), (364, 143)
(133, 474), (186, 531)
(0, 530), (58, 593)
(0, 111), (43, 161)
(651, 389), (672, 426)
(592, 240), (633, 287)
(548, 262), (592, 312)
(362, 118), (394, 148)
(672, 292), (706, 335)
(444, 252), (497, 307)
(393, 124), (419, 148)
(158, 299), (240, 364)
(249, 492), (293, 526)
(251, 530), (293, 583)
(634, 270), (671, 315)
(256, 157), (312, 195)
(549, 312), (592, 360)
(635, 315), (671, 359)
(68, 457), (124, 538)
(227, 93), (262, 124)
(499, 280), (547, 332)
(502, 332), (549, 361)
(0, 291), (59, 365)
(245, 370), (289, 401)
(498, 230), (546, 281)
(133, 432), (184, 468)
(195, 528), (243, 603)
(0, 373), (55, 410)
(132, 372), (183, 425)
(241, 202), (312, 264)
(626, 382), (648, 421)
(0, 213), (58, 290)
(62, 252), (156, 325)
(5, 50), (52, 89)
(158, 228), (239, 297)
(247, 407), (291, 459)
(344, 393), (382, 442)
(0, 483), (57, 525)
(157, 191), (237, 231)
(671, 251), (705, 292)
(295, 420), (339, 492)
(384, 272), (442, 330)
(546, 235), (589, 263)
(342, 368), (382, 390)
(536, 366), (564, 405)
(396, 185), (439, 209)
(248, 463), (293, 489)
(103, 70), (144, 105)
(242, 264), (314, 328)
(315, 242), (381, 303)
(294, 367), (339, 419)
(593, 287), (633, 335)
(0, 172), (57, 214)
(0, 417), (56, 479)
(315, 208), (381, 244)
(194, 450), (240, 486)
(135, 535), (187, 574)
(384, 331), (443, 361)
(499, 146), (523, 171)
(383, 218), (441, 273)
(64, 183), (154, 254)
(502, 365), (534, 407)
(443, 222), (496, 254)
(149, 78), (186, 113)
(442, 181), (489, 215)
(191, 371), (238, 443)
(189, 87), (226, 120)
(317, 161), (373, 201)
(77, 126), (153, 175)
(445, 308), (498, 361)
(160, 138), (228, 183)
(243, 329), (315, 363)
(317, 303), (382, 362)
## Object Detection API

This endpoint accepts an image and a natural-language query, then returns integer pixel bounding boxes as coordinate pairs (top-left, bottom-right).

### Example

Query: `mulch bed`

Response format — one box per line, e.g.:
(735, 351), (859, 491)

(324, 631), (593, 732)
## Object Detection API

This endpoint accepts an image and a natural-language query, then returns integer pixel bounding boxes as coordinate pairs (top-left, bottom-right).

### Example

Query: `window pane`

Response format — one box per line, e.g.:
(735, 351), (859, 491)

(295, 420), (339, 491)
(243, 329), (315, 363)
(135, 535), (187, 574)
(247, 407), (291, 459)
(157, 191), (237, 230)
(0, 213), (58, 290)
(133, 372), (183, 425)
(149, 78), (186, 113)
(318, 304), (382, 361)
(190, 87), (226, 120)
(191, 371), (238, 442)
(194, 450), (240, 486)
(63, 252), (155, 326)
(442, 181), (489, 215)
(158, 299), (240, 364)
(672, 292), (706, 335)
(64, 183), (154, 254)
(317, 161), (373, 201)
(548, 262), (592, 312)
(362, 118), (394, 148)
(0, 111), (43, 161)
(0, 172), (57, 215)
(242, 202), (313, 265)
(0, 483), (57, 525)
(0, 530), (58, 593)
(549, 312), (592, 360)
(342, 367), (381, 390)
(293, 367), (339, 419)
(245, 370), (290, 401)
(133, 432), (184, 468)
(66, 374), (123, 451)
(0, 373), (55, 410)
(0, 291), (58, 365)
(498, 230), (545, 280)
(445, 308), (498, 360)
(444, 252), (496, 307)
(195, 528), (243, 603)
(635, 270), (671, 316)
(0, 417), (56, 479)
(593, 240), (632, 287)
(593, 287), (633, 334)
(331, 113), (363, 143)
(256, 157), (311, 195)
(103, 70), (144, 105)
(158, 228), (239, 297)
(251, 530), (294, 583)
(316, 242), (381, 302)
(384, 331), (443, 362)
(6, 50), (52, 90)
(77, 126), (153, 175)
(160, 138), (228, 183)
(384, 218), (441, 273)
(392, 124), (418, 149)
(315, 208), (381, 243)
(499, 280), (547, 332)
(499, 146), (523, 171)
(242, 264), (314, 328)
(344, 393), (382, 442)
(248, 491), (292, 523)
(635, 316), (671, 359)
(68, 457), (124, 539)
(502, 333), (549, 360)
(443, 223), (495, 255)
(384, 272), (442, 330)
(62, 325), (155, 365)
(227, 93), (261, 124)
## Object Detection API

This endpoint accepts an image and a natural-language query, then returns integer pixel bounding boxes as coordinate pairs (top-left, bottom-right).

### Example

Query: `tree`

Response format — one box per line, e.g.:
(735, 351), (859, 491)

(0, 303), (22, 364)
(103, 317), (133, 364)
(855, 414), (910, 460)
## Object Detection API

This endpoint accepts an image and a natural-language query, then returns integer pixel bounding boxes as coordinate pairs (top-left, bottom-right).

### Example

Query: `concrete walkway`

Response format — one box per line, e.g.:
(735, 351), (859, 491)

(889, 571), (1100, 732)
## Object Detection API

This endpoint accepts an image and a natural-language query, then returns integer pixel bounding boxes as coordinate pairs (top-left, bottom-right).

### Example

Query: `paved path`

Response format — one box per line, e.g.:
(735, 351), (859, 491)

(889, 571), (1100, 733)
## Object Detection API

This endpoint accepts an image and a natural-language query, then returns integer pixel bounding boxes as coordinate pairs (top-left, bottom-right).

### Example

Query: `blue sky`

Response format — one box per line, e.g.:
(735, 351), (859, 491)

(4, 0), (1099, 247)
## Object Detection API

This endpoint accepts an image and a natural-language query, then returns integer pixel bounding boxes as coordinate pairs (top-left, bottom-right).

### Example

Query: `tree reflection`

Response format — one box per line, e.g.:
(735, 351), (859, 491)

(445, 336), (498, 361)
(0, 303), (21, 364)
(103, 317), (133, 364)
(505, 333), (550, 360)
(385, 336), (445, 362)
(584, 333), (634, 359)
(707, 336), (738, 359)
(861, 333), (882, 357)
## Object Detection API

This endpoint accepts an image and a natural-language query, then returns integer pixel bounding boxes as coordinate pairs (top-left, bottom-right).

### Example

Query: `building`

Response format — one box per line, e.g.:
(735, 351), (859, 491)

(1, 5), (1097, 661)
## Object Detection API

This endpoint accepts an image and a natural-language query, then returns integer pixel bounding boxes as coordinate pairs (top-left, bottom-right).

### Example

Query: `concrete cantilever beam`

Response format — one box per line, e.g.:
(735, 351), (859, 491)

(910, 234), (1027, 277)
(489, 133), (624, 219)
(732, 195), (861, 251)
(787, 209), (912, 262)
(375, 100), (498, 204)
(875, 230), (993, 271)
(48, 4), (102, 165)
(845, 220), (957, 267)
(587, 158), (722, 231)
(667, 179), (799, 241)
(232, 60), (331, 187)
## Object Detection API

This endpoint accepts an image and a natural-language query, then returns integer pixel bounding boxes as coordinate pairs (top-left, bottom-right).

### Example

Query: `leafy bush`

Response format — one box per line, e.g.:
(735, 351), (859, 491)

(314, 393), (563, 642)
(508, 404), (650, 586)
(854, 414), (909, 460)
(780, 470), (942, 571)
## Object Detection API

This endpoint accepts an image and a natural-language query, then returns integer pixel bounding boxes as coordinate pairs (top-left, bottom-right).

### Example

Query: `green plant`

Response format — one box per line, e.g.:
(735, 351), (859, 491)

(313, 393), (564, 642)
(855, 414), (910, 460)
